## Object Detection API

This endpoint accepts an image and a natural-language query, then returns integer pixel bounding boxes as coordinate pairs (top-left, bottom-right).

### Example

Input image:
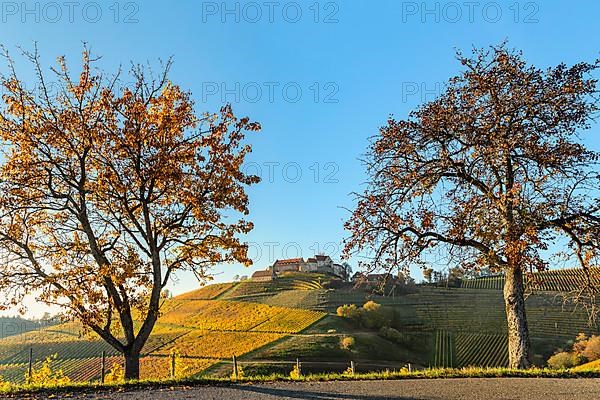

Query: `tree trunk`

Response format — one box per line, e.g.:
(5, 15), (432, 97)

(124, 349), (141, 380)
(503, 266), (532, 369)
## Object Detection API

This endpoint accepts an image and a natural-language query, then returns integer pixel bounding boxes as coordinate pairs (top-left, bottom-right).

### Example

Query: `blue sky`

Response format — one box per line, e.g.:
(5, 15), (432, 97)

(1, 1), (599, 314)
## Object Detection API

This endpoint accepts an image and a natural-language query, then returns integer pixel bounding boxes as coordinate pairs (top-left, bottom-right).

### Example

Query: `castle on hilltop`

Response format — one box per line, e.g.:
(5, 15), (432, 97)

(251, 254), (348, 281)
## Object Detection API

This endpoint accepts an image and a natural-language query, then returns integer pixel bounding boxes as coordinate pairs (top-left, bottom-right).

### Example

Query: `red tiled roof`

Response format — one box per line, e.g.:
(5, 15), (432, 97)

(252, 270), (273, 277)
(274, 258), (304, 265)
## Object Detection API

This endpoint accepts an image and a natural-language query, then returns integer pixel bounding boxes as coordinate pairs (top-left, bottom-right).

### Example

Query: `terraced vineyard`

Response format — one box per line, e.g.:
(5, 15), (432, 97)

(0, 318), (50, 340)
(139, 356), (217, 380)
(0, 291), (325, 383)
(461, 267), (600, 292)
(0, 330), (188, 366)
(322, 284), (599, 368)
(454, 333), (508, 367)
(401, 288), (506, 333)
(432, 330), (454, 368)
(391, 287), (599, 339)
(261, 290), (327, 310)
(407, 287), (599, 367)
(208, 282), (270, 301)
(0, 340), (118, 365)
(159, 300), (325, 333)
(155, 331), (285, 359)
(291, 279), (324, 290)
(251, 309), (325, 333)
(0, 356), (123, 384)
(1, 269), (598, 383)
(0, 323), (86, 344)
(220, 273), (329, 301)
(460, 275), (504, 290)
(175, 283), (235, 300)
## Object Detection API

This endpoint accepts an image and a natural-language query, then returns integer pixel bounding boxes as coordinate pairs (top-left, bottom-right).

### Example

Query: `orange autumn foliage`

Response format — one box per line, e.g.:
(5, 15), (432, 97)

(0, 46), (260, 379)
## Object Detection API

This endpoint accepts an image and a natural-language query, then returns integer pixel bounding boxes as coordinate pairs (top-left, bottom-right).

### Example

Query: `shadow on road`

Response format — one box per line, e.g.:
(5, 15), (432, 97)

(234, 385), (424, 400)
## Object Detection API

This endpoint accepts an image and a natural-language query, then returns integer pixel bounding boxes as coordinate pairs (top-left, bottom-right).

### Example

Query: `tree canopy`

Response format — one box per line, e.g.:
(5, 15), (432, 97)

(0, 46), (260, 378)
(344, 44), (600, 368)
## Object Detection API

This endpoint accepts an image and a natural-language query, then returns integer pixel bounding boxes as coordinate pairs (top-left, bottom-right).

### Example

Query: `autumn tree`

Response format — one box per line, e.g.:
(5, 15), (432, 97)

(0, 46), (260, 379)
(344, 44), (600, 368)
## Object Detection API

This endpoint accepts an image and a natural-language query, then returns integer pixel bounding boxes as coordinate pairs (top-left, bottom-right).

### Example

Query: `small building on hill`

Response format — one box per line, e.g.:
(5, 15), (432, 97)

(270, 254), (348, 280)
(251, 269), (274, 282)
(272, 257), (305, 273)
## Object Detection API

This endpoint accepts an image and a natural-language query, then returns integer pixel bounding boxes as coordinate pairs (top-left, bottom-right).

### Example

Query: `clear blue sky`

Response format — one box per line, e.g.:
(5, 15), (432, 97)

(1, 1), (599, 313)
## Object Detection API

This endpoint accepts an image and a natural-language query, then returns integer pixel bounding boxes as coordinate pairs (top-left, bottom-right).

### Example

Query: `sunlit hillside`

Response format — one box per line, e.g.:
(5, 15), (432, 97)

(0, 277), (326, 383)
(0, 270), (599, 383)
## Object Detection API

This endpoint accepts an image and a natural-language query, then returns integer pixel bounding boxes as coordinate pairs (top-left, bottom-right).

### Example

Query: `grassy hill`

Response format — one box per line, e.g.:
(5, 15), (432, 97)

(0, 270), (598, 383)
(0, 278), (327, 383)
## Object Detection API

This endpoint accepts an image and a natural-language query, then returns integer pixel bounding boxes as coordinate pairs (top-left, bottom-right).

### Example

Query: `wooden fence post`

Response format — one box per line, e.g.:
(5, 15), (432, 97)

(27, 348), (33, 384)
(350, 360), (355, 375)
(232, 355), (238, 380)
(171, 353), (176, 379)
(101, 351), (106, 384)
(296, 358), (301, 377)
(408, 363), (412, 373)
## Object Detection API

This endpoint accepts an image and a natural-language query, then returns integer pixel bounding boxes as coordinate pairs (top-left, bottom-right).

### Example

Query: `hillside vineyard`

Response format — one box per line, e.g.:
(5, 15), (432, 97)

(0, 270), (598, 381)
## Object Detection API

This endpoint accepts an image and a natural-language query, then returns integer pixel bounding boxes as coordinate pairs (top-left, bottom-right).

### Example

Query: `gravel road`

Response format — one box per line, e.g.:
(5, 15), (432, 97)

(6, 378), (600, 400)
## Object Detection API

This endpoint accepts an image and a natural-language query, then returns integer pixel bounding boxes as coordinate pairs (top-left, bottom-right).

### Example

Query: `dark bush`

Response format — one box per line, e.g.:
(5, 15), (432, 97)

(378, 326), (410, 346)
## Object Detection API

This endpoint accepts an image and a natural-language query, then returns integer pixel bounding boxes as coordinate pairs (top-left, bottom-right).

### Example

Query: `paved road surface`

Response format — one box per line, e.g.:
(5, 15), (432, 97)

(7, 378), (600, 399)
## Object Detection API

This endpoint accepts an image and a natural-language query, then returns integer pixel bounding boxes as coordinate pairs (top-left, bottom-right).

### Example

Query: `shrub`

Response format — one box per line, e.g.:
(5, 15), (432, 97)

(548, 333), (600, 369)
(360, 301), (390, 329)
(231, 364), (244, 380)
(289, 364), (301, 379)
(340, 336), (355, 350)
(379, 326), (409, 345)
(336, 304), (362, 321)
(582, 335), (600, 362)
(362, 300), (381, 312)
(547, 352), (577, 369)
(573, 332), (589, 355)
(27, 356), (70, 386)
(337, 302), (391, 330)
(104, 363), (125, 383)
(0, 375), (10, 391)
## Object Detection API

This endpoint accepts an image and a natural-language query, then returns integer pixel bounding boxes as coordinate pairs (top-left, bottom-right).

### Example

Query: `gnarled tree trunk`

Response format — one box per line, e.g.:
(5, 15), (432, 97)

(503, 266), (532, 369)
(124, 348), (141, 380)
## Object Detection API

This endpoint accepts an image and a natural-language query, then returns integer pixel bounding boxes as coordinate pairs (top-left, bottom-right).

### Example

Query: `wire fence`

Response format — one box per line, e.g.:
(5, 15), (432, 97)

(0, 347), (414, 385)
